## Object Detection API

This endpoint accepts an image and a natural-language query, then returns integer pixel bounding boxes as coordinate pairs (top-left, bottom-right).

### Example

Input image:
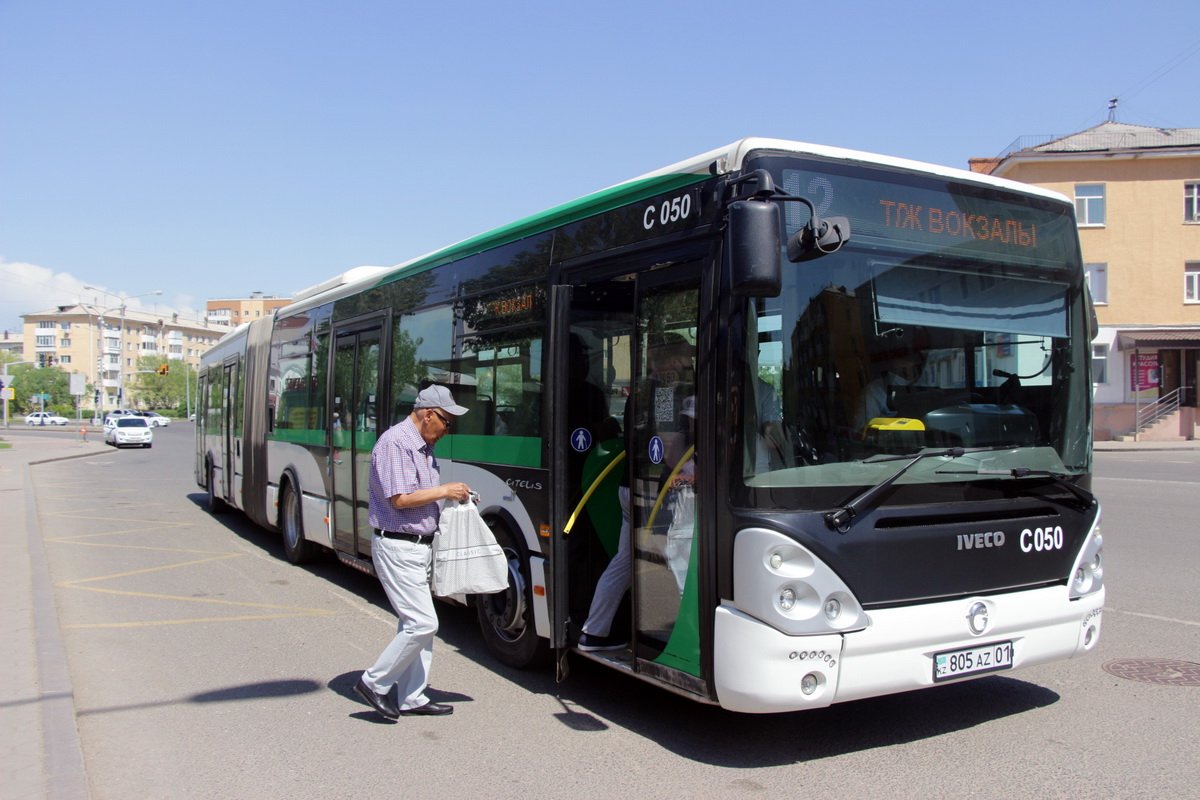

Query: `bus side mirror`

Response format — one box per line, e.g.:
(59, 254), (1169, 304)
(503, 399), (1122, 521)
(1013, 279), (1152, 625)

(787, 216), (851, 262)
(729, 199), (782, 297)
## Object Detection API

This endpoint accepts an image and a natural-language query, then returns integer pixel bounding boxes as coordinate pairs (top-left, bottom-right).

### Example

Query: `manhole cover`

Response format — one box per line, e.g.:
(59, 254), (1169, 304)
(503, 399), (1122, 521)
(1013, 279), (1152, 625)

(1102, 658), (1200, 686)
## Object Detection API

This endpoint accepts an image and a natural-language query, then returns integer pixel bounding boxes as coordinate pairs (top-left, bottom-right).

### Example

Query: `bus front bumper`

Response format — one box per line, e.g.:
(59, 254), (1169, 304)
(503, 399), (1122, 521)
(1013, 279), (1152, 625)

(713, 585), (1104, 714)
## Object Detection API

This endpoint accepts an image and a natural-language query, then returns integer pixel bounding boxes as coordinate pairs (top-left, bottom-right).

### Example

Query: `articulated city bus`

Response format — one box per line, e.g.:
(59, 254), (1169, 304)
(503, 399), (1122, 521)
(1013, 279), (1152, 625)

(196, 138), (1104, 713)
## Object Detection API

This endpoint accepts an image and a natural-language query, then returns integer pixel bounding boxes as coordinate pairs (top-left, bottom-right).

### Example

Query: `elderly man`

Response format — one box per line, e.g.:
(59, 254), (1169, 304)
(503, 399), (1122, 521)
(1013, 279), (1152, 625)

(354, 384), (472, 719)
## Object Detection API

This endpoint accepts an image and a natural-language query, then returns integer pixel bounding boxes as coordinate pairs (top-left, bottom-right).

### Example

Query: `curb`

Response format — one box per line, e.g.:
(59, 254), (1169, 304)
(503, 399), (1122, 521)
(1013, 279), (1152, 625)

(21, 449), (97, 799)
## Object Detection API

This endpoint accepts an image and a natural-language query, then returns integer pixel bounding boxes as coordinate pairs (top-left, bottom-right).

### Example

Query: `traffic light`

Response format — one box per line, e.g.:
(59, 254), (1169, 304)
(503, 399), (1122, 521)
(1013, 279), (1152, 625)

(156, 363), (169, 375)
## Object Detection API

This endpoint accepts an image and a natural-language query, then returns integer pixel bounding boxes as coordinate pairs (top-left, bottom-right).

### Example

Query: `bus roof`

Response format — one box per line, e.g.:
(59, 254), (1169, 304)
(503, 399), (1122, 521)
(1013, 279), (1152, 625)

(282, 137), (1071, 312)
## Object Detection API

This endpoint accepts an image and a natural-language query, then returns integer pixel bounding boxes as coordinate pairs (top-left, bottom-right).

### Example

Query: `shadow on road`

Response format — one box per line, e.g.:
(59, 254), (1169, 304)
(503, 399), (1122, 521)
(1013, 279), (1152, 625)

(189, 492), (1062, 767)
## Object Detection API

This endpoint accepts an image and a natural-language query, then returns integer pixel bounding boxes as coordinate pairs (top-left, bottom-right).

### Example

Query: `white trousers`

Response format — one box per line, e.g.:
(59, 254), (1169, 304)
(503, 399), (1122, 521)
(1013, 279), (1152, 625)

(581, 486), (631, 637)
(362, 537), (438, 711)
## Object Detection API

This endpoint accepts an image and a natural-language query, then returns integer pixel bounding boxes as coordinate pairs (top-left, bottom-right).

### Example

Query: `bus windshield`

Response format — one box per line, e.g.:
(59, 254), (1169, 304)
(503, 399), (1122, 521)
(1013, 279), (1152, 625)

(739, 156), (1092, 501)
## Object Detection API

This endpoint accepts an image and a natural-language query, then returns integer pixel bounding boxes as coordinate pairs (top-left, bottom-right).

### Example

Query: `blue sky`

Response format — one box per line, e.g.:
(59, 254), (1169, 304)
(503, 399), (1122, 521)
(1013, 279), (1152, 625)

(2, 1), (1197, 332)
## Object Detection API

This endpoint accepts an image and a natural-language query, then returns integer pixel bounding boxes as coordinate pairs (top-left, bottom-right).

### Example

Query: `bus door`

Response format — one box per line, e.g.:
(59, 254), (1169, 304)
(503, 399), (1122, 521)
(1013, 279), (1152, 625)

(550, 279), (636, 649)
(550, 264), (702, 681)
(329, 322), (384, 560)
(629, 268), (702, 679)
(221, 359), (240, 503)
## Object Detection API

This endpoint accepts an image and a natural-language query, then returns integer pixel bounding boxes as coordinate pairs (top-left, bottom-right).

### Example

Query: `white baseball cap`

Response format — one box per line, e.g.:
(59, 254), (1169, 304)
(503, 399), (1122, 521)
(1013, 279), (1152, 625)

(413, 384), (468, 416)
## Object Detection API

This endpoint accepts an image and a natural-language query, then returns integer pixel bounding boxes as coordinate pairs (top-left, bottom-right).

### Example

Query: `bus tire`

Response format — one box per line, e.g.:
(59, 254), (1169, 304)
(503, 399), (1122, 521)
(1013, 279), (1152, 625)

(475, 521), (548, 668)
(206, 462), (225, 515)
(280, 481), (316, 565)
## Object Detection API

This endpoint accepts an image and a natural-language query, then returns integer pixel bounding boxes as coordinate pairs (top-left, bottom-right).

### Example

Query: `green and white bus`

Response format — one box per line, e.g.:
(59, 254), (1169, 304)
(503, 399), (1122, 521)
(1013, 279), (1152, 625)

(196, 138), (1104, 713)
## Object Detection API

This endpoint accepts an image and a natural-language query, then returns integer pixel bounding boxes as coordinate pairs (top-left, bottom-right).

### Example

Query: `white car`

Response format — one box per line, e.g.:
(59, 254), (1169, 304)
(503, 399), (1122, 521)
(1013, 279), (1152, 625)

(138, 411), (171, 427)
(103, 409), (138, 426)
(24, 411), (70, 426)
(104, 416), (153, 448)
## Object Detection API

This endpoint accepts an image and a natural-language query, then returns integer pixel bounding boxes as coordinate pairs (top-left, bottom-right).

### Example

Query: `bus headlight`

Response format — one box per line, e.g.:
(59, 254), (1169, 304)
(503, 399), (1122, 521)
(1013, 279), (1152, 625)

(779, 587), (798, 611)
(1069, 510), (1104, 600)
(733, 527), (869, 636)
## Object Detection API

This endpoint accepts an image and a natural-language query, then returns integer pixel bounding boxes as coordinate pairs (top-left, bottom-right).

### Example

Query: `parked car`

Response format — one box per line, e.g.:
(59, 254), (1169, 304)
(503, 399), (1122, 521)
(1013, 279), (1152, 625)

(104, 416), (153, 448)
(136, 411), (171, 427)
(103, 409), (138, 426)
(24, 411), (70, 426)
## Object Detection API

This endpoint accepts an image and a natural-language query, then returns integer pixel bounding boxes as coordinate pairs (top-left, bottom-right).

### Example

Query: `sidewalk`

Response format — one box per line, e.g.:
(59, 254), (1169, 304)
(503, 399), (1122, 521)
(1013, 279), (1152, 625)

(1, 431), (103, 800)
(1092, 438), (1200, 451)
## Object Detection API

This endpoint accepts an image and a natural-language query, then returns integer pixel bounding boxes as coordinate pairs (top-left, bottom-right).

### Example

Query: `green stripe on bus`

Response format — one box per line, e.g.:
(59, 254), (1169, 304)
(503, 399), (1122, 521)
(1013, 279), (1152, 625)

(375, 172), (710, 285)
(270, 428), (327, 446)
(438, 434), (542, 468)
(653, 528), (701, 677)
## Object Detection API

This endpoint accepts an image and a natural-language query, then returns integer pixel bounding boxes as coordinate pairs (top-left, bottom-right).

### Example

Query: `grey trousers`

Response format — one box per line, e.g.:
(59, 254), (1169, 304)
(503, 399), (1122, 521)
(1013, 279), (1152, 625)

(362, 536), (438, 710)
(581, 486), (631, 637)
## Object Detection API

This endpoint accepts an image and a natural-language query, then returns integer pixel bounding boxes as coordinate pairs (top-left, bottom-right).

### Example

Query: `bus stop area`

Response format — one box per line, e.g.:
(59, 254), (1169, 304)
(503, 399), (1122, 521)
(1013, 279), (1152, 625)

(2, 428), (1197, 799)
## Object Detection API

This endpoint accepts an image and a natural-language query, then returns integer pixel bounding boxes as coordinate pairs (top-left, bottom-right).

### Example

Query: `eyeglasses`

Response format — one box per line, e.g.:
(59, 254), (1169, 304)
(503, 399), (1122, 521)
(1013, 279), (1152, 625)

(430, 409), (452, 430)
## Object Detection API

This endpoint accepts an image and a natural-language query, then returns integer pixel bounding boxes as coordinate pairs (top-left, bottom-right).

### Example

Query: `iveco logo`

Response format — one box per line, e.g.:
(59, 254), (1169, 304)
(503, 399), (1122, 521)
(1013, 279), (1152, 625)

(966, 602), (990, 636)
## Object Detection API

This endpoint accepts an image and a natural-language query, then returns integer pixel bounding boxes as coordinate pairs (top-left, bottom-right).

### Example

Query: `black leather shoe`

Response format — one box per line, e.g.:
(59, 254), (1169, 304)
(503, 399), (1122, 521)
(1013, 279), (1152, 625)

(397, 701), (453, 716)
(354, 677), (399, 720)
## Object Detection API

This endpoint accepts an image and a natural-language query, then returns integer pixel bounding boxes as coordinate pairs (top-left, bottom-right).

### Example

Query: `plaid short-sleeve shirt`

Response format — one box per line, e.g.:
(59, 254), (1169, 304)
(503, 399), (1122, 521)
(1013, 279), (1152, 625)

(368, 416), (440, 535)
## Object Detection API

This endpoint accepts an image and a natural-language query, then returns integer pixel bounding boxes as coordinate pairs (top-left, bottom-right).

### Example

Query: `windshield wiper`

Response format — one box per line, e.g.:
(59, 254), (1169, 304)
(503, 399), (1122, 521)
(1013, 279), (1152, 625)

(825, 447), (966, 532)
(938, 466), (1096, 510)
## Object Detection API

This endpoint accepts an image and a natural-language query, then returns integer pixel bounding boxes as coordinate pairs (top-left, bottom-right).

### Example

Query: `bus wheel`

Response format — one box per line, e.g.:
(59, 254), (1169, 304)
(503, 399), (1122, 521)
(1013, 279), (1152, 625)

(206, 462), (225, 515)
(280, 482), (316, 565)
(475, 522), (547, 668)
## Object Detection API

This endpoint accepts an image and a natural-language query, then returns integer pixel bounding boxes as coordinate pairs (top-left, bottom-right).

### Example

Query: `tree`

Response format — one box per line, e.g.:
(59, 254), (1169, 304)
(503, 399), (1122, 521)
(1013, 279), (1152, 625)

(8, 364), (71, 415)
(130, 356), (192, 410)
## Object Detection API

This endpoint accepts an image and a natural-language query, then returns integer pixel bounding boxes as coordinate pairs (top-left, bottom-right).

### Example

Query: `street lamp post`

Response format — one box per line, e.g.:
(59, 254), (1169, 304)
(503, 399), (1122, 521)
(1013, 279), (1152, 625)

(85, 287), (162, 417)
(84, 286), (118, 419)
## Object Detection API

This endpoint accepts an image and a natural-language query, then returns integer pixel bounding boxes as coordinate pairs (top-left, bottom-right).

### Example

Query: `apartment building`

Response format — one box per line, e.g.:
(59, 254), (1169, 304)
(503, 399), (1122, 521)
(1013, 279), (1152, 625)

(206, 291), (291, 328)
(21, 305), (223, 413)
(0, 330), (22, 357)
(971, 121), (1200, 440)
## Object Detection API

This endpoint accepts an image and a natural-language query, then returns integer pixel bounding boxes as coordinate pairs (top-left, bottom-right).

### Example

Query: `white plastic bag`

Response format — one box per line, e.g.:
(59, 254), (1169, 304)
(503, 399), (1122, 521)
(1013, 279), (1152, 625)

(432, 500), (508, 596)
(664, 484), (695, 595)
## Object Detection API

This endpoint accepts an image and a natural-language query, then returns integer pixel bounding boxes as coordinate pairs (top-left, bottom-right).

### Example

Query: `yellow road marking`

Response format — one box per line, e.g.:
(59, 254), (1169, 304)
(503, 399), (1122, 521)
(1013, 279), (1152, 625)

(50, 532), (336, 628)
(65, 612), (335, 629)
(59, 553), (244, 585)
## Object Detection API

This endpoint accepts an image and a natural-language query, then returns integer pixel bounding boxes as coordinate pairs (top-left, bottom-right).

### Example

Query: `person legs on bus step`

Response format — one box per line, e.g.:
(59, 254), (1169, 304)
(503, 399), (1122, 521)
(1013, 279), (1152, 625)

(578, 486), (631, 651)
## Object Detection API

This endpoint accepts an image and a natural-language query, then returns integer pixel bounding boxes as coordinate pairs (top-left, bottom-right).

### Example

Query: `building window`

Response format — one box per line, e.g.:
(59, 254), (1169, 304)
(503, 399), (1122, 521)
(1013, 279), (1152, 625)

(1187, 183), (1200, 223)
(1075, 184), (1106, 226)
(1092, 344), (1108, 384)
(1086, 263), (1108, 304)
(1186, 262), (1200, 303)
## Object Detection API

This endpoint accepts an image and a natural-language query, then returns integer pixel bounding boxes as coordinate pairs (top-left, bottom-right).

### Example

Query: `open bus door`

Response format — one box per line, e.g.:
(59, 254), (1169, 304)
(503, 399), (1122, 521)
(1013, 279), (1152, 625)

(547, 285), (573, 656)
(628, 267), (703, 686)
(549, 264), (704, 690)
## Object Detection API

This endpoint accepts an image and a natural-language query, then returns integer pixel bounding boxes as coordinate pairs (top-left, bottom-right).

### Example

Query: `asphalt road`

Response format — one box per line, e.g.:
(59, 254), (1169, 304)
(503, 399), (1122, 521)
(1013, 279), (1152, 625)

(26, 426), (1200, 799)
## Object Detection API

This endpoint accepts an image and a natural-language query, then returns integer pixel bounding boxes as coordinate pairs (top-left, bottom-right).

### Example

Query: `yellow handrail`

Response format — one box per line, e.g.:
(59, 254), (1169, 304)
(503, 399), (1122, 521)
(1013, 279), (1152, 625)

(645, 445), (695, 530)
(562, 450), (627, 535)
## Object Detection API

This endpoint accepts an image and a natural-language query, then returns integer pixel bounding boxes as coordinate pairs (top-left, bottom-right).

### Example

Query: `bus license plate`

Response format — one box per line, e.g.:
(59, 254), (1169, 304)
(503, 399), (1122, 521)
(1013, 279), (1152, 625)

(933, 640), (1014, 682)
